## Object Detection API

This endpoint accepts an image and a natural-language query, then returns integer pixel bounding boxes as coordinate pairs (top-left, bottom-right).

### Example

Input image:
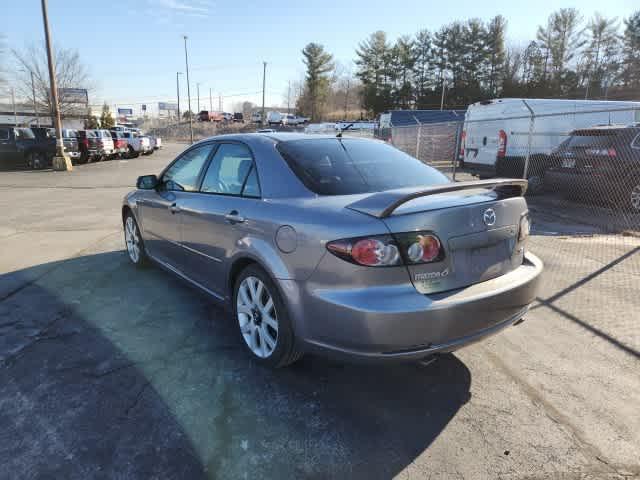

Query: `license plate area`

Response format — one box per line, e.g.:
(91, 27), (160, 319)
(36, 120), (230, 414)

(562, 158), (576, 168)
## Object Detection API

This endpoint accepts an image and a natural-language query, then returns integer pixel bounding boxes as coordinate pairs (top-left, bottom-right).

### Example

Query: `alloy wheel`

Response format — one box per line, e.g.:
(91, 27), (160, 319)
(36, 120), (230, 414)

(124, 216), (141, 263)
(237, 276), (278, 358)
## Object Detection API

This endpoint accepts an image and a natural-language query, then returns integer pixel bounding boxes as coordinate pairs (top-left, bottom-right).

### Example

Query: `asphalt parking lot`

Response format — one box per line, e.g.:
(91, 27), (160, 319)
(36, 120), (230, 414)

(1, 143), (638, 479)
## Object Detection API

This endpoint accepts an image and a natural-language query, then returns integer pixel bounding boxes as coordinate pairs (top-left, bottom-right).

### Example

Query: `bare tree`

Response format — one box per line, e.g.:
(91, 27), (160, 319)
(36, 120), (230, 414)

(12, 43), (91, 117)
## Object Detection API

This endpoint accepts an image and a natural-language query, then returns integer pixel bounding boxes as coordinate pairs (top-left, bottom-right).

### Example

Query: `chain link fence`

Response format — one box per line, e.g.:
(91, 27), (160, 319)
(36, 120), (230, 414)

(386, 106), (640, 355)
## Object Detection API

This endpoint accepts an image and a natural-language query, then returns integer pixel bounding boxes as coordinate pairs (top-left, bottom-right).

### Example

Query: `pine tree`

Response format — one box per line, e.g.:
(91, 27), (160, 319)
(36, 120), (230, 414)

(99, 103), (115, 129)
(393, 36), (416, 108)
(621, 10), (640, 88)
(485, 15), (507, 97)
(412, 29), (433, 108)
(582, 14), (621, 98)
(355, 31), (394, 114)
(301, 43), (334, 121)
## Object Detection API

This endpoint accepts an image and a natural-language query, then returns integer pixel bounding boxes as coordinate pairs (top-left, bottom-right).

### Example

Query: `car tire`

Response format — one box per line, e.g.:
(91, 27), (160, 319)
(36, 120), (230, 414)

(233, 264), (303, 368)
(123, 212), (148, 267)
(27, 151), (45, 170)
(627, 180), (640, 213)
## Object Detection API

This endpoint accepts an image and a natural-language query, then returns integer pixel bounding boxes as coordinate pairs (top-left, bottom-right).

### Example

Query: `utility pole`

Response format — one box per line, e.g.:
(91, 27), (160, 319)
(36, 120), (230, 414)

(30, 71), (40, 127)
(183, 35), (193, 144)
(287, 80), (291, 112)
(209, 87), (212, 112)
(11, 88), (17, 126)
(41, 0), (72, 171)
(176, 72), (182, 121)
(197, 82), (201, 112)
(261, 61), (267, 125)
(218, 94), (222, 113)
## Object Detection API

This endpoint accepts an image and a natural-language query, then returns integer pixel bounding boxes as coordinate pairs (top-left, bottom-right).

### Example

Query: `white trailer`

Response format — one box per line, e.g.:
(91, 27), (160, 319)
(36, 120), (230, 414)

(461, 98), (640, 181)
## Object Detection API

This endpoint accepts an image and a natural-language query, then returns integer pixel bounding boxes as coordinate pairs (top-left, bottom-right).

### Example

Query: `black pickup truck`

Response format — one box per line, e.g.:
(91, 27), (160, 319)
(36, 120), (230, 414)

(0, 126), (55, 169)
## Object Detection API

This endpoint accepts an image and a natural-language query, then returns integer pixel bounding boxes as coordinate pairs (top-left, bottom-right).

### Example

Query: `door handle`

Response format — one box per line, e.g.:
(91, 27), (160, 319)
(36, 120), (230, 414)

(225, 211), (246, 224)
(169, 202), (181, 214)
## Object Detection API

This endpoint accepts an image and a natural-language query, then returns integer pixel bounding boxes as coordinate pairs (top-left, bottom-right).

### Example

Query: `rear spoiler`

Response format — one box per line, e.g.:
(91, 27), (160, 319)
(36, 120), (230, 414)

(346, 179), (528, 218)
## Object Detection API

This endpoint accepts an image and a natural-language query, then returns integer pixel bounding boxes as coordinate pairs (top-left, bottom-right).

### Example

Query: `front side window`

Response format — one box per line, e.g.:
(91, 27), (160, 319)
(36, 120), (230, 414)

(277, 138), (450, 195)
(201, 143), (256, 196)
(15, 128), (35, 140)
(0, 128), (9, 141)
(161, 144), (214, 192)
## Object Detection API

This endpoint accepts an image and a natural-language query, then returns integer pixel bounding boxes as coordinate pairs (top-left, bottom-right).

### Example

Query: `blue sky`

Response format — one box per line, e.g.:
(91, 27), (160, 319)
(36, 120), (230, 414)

(4, 0), (638, 113)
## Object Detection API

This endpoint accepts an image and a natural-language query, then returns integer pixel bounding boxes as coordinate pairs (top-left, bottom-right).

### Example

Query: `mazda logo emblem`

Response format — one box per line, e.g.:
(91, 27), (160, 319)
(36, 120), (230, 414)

(483, 208), (496, 226)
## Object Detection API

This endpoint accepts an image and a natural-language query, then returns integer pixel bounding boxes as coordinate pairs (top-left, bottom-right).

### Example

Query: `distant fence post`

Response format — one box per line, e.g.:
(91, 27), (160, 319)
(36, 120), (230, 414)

(413, 115), (422, 160)
(522, 99), (535, 181)
(452, 121), (463, 181)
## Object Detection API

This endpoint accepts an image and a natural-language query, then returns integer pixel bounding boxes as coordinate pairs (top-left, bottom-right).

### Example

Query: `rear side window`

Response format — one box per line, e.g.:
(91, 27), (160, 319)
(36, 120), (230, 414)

(0, 128), (9, 140)
(277, 138), (450, 195)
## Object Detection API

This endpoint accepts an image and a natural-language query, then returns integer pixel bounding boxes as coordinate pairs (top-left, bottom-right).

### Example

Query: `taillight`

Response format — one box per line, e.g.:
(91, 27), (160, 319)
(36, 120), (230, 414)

(82, 138), (88, 148)
(327, 236), (400, 267)
(497, 129), (507, 158)
(608, 147), (617, 157)
(326, 231), (444, 267)
(460, 130), (466, 157)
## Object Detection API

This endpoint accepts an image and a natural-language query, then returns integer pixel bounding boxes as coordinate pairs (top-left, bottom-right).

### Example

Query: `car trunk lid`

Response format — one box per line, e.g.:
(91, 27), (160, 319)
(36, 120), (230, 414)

(346, 180), (528, 294)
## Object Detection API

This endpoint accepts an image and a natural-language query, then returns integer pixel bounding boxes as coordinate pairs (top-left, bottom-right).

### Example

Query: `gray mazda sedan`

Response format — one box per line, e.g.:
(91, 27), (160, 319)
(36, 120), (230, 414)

(122, 133), (542, 367)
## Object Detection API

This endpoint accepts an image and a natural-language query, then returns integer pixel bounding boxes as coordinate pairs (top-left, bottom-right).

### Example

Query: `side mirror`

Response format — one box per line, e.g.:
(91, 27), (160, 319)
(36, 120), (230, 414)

(136, 174), (158, 190)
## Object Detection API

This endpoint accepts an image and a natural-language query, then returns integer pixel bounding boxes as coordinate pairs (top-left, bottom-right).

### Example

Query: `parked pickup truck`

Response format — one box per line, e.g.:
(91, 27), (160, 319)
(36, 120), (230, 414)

(110, 131), (129, 158)
(77, 129), (115, 163)
(121, 131), (152, 158)
(56, 129), (81, 162)
(0, 126), (54, 169)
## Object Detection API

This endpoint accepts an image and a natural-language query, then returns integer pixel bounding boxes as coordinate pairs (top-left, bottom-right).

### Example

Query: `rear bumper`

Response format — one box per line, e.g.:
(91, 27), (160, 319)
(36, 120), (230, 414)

(545, 170), (612, 196)
(284, 252), (543, 363)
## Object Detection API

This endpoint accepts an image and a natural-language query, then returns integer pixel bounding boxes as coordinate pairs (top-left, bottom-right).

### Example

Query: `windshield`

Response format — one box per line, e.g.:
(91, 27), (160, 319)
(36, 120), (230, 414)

(277, 138), (450, 195)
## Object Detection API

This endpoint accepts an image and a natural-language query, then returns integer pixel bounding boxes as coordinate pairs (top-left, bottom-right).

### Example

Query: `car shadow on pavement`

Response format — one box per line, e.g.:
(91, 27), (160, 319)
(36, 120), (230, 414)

(0, 251), (471, 480)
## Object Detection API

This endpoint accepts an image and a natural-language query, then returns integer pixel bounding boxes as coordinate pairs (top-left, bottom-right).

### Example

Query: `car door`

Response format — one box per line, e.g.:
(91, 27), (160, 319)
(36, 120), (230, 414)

(137, 142), (215, 270)
(0, 128), (17, 167)
(180, 142), (261, 296)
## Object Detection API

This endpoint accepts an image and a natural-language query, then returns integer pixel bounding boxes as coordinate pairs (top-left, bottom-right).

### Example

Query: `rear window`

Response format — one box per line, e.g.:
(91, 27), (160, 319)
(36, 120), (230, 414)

(568, 133), (616, 148)
(86, 130), (98, 138)
(277, 138), (450, 195)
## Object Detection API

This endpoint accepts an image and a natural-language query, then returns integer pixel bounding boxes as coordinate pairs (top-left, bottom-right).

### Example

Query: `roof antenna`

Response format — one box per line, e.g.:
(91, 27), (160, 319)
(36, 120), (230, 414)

(336, 123), (354, 138)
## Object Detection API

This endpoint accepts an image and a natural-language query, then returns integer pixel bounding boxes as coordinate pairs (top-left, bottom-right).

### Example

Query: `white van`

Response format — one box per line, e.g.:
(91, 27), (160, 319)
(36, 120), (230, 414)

(461, 98), (640, 181)
(267, 111), (285, 126)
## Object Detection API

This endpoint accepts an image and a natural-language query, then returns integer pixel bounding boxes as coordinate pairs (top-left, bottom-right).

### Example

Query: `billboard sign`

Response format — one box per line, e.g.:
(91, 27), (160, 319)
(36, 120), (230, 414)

(57, 88), (88, 104)
(159, 102), (178, 111)
(117, 108), (134, 116)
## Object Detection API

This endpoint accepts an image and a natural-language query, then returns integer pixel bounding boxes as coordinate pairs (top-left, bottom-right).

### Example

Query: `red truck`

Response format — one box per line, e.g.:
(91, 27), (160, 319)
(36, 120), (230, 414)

(198, 110), (224, 122)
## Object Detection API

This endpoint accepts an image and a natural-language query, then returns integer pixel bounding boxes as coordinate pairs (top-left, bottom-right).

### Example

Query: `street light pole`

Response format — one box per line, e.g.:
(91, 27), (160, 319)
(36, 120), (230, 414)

(261, 61), (267, 125)
(30, 71), (40, 127)
(183, 35), (194, 144)
(209, 87), (212, 112)
(197, 82), (200, 112)
(41, 0), (72, 171)
(176, 72), (182, 121)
